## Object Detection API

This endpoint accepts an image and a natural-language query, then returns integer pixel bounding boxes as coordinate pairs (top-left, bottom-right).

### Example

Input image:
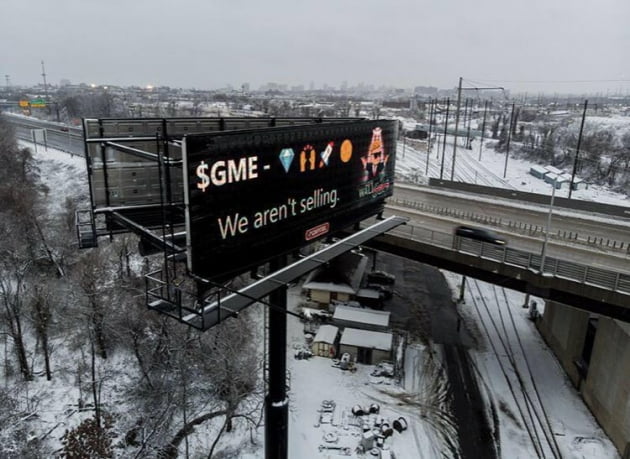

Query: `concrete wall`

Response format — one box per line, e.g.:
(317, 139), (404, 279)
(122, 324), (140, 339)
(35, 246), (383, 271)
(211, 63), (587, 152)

(581, 318), (630, 455)
(538, 302), (630, 456)
(537, 301), (589, 386)
(371, 349), (391, 365)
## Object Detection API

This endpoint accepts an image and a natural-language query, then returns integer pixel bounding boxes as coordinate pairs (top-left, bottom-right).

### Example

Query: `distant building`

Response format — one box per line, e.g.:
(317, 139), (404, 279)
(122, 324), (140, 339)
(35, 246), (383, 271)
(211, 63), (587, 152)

(544, 165), (564, 176)
(559, 173), (586, 190)
(530, 165), (549, 180)
(414, 85), (438, 97)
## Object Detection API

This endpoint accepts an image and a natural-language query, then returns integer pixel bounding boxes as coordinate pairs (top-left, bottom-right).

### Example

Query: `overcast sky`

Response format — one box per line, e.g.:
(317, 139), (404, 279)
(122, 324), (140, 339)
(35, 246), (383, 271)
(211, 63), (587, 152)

(2, 0), (629, 94)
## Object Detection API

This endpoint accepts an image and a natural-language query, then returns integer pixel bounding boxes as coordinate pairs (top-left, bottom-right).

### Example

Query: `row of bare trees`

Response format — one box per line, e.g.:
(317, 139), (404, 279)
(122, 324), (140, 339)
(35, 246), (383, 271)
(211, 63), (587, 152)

(482, 107), (630, 192)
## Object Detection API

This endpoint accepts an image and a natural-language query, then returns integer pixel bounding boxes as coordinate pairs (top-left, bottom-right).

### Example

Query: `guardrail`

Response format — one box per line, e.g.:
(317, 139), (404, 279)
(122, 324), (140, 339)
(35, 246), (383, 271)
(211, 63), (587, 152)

(388, 197), (630, 255)
(427, 178), (630, 220)
(387, 223), (630, 295)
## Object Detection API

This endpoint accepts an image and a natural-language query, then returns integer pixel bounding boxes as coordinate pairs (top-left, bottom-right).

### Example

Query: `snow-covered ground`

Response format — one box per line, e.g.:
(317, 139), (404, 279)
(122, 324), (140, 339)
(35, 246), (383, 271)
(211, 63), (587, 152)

(285, 133), (626, 458)
(396, 135), (630, 207)
(18, 129), (627, 458)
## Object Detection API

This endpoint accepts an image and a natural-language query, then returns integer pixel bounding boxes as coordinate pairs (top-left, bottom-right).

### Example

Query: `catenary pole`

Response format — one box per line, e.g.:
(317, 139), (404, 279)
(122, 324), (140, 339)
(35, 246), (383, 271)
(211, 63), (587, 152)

(540, 183), (556, 274)
(503, 103), (515, 178)
(568, 99), (588, 199)
(426, 98), (434, 175)
(478, 100), (488, 161)
(440, 98), (450, 180)
(450, 77), (463, 181)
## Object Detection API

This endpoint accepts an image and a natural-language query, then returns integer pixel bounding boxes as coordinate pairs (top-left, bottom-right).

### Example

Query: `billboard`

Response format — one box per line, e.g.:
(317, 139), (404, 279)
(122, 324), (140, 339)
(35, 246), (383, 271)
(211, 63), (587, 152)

(183, 119), (398, 281)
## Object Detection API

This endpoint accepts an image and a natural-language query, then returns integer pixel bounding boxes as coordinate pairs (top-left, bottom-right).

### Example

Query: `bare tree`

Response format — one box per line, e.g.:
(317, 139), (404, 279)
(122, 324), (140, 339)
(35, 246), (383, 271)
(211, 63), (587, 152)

(0, 255), (32, 381)
(31, 286), (53, 380)
(73, 251), (111, 359)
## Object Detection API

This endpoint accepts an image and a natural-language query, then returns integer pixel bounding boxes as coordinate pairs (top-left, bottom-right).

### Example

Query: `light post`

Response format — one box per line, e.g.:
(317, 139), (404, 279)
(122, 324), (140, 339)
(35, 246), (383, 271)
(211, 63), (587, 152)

(540, 180), (557, 273)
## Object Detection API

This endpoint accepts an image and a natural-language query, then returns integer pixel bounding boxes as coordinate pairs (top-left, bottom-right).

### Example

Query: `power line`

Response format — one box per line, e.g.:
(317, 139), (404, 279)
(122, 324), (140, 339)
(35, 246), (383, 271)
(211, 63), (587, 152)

(466, 78), (630, 85)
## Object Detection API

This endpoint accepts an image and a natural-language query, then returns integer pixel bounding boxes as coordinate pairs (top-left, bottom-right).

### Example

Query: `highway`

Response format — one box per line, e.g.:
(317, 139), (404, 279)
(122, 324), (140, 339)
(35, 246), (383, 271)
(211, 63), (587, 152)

(5, 113), (84, 154)
(383, 204), (630, 275)
(390, 183), (630, 273)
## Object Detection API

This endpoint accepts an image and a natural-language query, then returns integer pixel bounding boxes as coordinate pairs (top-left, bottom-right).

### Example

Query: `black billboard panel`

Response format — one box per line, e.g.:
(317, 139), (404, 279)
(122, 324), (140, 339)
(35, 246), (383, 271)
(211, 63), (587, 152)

(183, 120), (398, 281)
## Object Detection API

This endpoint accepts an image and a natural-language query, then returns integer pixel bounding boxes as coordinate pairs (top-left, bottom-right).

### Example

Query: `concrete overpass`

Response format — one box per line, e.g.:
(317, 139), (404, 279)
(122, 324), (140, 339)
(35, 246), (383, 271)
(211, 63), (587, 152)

(356, 216), (630, 321)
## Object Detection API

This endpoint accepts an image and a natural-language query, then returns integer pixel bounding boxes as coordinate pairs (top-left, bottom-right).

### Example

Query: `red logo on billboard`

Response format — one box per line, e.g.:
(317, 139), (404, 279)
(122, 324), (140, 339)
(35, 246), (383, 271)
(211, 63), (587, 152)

(305, 222), (330, 241)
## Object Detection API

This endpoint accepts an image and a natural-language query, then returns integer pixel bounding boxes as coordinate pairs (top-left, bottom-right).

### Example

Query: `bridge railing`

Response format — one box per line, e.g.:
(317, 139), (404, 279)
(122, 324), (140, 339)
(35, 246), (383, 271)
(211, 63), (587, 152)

(388, 197), (630, 255)
(386, 222), (630, 295)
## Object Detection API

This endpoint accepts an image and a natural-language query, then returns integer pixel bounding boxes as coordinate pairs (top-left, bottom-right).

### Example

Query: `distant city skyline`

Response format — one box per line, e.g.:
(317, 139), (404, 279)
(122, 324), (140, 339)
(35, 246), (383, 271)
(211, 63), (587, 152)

(7, 78), (630, 99)
(2, 0), (629, 95)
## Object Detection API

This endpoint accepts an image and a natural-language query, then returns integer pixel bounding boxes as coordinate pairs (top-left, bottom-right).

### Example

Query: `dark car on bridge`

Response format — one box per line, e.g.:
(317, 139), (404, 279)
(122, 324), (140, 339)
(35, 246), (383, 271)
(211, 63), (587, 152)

(455, 225), (507, 246)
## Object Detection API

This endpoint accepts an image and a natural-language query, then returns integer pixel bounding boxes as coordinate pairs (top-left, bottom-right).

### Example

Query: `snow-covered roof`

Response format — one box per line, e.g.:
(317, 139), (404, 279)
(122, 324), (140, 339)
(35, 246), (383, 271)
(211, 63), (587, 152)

(356, 288), (381, 299)
(303, 281), (355, 294)
(313, 325), (339, 344)
(559, 173), (581, 183)
(303, 251), (368, 294)
(544, 165), (564, 175)
(333, 305), (390, 328)
(530, 165), (548, 174)
(340, 327), (393, 351)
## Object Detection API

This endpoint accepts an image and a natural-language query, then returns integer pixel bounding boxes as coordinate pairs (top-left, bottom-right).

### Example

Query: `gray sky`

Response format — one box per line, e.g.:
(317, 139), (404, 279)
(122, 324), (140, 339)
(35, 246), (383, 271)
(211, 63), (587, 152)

(2, 0), (630, 94)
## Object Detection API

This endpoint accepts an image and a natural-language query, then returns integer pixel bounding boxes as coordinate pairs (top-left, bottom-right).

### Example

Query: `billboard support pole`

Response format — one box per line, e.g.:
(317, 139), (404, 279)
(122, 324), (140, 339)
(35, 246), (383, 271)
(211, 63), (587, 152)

(265, 255), (289, 459)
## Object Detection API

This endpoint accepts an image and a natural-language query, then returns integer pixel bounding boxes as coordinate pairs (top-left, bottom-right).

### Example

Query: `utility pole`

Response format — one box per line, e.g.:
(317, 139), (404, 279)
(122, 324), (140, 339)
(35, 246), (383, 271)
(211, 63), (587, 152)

(465, 98), (473, 149)
(426, 98), (434, 175)
(568, 99), (588, 199)
(540, 183), (557, 273)
(440, 98), (450, 180)
(450, 77), (463, 181)
(478, 100), (488, 161)
(41, 60), (49, 101)
(503, 103), (515, 178)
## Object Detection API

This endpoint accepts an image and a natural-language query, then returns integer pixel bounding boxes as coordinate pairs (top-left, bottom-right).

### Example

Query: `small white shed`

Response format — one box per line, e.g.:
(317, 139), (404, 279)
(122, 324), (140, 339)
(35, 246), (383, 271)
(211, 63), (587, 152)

(339, 327), (393, 365)
(311, 325), (339, 358)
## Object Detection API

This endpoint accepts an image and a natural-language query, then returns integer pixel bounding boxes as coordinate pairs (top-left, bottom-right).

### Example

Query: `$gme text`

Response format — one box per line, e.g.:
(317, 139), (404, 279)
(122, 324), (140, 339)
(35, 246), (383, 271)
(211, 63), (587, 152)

(196, 156), (259, 191)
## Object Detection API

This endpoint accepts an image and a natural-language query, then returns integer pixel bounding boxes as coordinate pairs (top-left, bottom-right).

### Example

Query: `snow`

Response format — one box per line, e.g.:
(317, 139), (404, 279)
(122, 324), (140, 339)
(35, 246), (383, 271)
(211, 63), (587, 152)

(303, 280), (356, 295)
(22, 141), (89, 215)
(530, 165), (548, 175)
(545, 165), (564, 175)
(356, 288), (381, 299)
(333, 305), (390, 328)
(339, 328), (393, 352)
(443, 274), (619, 458)
(15, 118), (628, 458)
(313, 324), (339, 344)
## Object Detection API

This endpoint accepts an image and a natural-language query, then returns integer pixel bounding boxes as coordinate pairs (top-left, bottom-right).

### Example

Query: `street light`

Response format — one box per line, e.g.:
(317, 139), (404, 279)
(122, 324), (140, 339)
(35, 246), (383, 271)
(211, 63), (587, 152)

(540, 180), (557, 273)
